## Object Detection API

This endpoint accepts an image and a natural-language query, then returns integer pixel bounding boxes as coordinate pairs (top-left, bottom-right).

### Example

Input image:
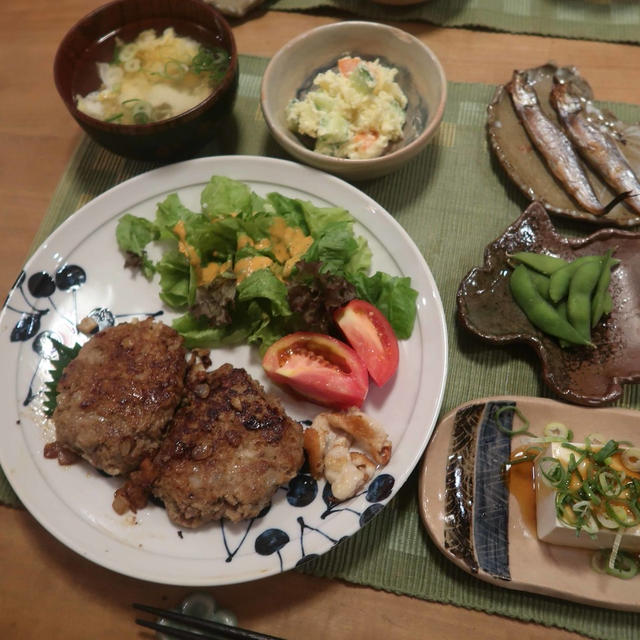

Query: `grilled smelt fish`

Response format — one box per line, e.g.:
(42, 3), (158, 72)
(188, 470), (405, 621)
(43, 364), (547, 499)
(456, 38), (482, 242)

(550, 78), (640, 216)
(506, 70), (606, 215)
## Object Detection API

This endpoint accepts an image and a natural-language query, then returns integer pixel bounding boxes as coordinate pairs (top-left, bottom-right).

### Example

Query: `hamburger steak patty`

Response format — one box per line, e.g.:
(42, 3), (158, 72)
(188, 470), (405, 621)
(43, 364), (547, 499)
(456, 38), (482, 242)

(151, 362), (304, 527)
(53, 319), (186, 475)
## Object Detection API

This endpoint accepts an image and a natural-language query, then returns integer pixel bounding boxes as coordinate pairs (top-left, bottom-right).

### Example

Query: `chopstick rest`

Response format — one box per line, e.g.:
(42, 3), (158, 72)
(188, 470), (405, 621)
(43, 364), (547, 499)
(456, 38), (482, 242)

(134, 600), (285, 640)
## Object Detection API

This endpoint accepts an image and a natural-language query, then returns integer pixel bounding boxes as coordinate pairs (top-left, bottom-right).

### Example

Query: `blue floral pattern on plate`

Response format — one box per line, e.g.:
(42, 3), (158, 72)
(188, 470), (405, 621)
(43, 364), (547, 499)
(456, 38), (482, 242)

(8, 264), (396, 573)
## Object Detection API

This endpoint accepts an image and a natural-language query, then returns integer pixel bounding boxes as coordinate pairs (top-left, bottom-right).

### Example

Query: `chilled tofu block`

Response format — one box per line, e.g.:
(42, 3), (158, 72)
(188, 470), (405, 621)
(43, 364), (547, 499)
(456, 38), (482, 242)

(535, 442), (640, 551)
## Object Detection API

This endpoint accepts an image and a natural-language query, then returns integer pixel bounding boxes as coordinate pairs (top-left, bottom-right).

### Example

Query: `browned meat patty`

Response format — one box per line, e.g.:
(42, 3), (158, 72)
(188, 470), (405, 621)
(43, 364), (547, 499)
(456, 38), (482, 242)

(151, 362), (304, 527)
(53, 319), (186, 475)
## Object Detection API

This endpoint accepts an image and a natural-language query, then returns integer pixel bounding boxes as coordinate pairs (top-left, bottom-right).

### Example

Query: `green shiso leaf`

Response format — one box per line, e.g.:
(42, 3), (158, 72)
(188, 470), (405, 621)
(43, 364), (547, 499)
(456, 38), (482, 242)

(43, 339), (82, 417)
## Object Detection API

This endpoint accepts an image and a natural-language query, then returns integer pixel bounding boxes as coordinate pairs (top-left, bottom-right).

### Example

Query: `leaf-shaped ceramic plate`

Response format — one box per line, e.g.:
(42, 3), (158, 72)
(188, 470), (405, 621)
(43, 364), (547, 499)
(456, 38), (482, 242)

(457, 201), (640, 406)
(488, 63), (640, 227)
(419, 395), (640, 612)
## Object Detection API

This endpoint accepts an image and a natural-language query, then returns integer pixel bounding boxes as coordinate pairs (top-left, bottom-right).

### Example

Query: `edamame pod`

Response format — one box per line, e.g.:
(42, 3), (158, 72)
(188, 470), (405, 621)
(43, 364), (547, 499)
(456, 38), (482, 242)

(602, 291), (613, 315)
(509, 264), (592, 346)
(567, 260), (602, 340)
(591, 250), (616, 328)
(527, 269), (551, 300)
(555, 301), (571, 349)
(548, 255), (602, 303)
(509, 252), (568, 275)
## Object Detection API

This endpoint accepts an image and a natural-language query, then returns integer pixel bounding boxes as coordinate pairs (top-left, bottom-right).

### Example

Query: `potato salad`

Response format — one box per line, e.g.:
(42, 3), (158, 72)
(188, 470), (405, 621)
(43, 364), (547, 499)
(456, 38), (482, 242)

(285, 57), (407, 160)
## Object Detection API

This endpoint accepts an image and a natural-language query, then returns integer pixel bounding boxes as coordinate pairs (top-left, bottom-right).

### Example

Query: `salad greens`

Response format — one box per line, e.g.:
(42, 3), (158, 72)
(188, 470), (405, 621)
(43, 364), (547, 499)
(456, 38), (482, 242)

(116, 175), (417, 351)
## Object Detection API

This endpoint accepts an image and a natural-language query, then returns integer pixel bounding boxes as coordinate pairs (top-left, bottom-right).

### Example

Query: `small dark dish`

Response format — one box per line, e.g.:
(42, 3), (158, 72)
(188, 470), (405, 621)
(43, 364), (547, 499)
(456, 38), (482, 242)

(457, 201), (640, 406)
(488, 64), (640, 228)
(54, 0), (238, 161)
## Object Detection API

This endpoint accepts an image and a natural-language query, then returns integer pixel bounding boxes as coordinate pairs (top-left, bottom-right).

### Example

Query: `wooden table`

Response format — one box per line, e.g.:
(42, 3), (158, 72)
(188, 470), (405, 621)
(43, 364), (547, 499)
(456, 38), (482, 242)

(2, 2), (639, 638)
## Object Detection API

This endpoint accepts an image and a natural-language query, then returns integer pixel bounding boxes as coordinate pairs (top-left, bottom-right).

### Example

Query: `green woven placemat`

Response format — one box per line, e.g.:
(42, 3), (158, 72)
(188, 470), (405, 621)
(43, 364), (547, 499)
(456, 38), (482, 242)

(267, 0), (640, 45)
(4, 54), (640, 639)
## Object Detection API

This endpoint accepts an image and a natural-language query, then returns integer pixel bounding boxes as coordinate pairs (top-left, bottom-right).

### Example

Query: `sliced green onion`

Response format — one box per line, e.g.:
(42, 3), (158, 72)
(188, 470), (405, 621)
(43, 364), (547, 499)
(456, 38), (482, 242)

(622, 447), (640, 472)
(593, 440), (620, 464)
(111, 44), (122, 64)
(582, 474), (601, 506)
(608, 552), (639, 579)
(605, 501), (640, 527)
(595, 510), (620, 530)
(191, 45), (229, 76)
(609, 531), (623, 571)
(572, 500), (591, 516)
(591, 549), (609, 574)
(628, 500), (640, 521)
(130, 100), (152, 125)
(591, 548), (638, 579)
(164, 59), (187, 79)
(118, 43), (136, 63)
(597, 469), (623, 497)
(539, 457), (567, 487)
(561, 442), (587, 455)
(556, 492), (578, 526)
(580, 513), (600, 536)
(105, 113), (123, 122)
(524, 445), (544, 456)
(494, 405), (535, 437)
(544, 422), (570, 440)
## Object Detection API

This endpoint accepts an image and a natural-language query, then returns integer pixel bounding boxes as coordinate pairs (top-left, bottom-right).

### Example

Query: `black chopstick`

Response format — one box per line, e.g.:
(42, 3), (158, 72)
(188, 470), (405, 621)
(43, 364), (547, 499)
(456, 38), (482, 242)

(135, 617), (221, 639)
(133, 603), (286, 640)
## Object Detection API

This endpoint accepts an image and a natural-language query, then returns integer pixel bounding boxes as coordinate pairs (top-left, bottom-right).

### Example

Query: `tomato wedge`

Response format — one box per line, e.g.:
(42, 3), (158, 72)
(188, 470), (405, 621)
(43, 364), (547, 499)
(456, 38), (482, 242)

(334, 299), (399, 387)
(262, 332), (368, 409)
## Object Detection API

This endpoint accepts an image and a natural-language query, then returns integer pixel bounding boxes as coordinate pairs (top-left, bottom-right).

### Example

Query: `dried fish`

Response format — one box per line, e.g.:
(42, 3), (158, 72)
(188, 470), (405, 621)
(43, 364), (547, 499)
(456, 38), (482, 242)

(550, 77), (640, 215)
(506, 70), (606, 215)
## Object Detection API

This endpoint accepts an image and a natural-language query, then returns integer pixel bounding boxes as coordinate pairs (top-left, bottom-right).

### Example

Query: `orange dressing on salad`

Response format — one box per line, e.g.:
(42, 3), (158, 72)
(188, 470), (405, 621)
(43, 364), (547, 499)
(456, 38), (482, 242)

(174, 220), (201, 269)
(233, 256), (274, 283)
(174, 216), (313, 286)
(173, 221), (232, 286)
(237, 234), (270, 252)
(199, 260), (231, 286)
(269, 217), (313, 267)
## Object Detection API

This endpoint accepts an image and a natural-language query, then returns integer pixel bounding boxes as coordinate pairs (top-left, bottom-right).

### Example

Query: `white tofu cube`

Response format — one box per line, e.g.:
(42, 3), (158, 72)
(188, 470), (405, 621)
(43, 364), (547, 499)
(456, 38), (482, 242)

(535, 442), (640, 551)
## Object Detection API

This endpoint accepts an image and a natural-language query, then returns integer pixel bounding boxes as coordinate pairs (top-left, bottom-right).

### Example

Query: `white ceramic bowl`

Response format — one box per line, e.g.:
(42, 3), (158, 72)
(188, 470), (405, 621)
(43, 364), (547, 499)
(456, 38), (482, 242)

(260, 21), (447, 180)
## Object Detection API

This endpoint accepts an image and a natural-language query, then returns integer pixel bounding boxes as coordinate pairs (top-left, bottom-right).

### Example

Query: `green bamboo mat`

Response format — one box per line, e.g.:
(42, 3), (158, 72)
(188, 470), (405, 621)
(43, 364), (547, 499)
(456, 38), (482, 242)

(4, 54), (640, 639)
(267, 0), (640, 45)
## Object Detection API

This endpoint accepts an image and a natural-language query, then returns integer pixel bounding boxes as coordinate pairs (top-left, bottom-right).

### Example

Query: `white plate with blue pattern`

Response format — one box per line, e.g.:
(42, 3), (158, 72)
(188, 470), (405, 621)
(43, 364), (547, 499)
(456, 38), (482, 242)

(0, 156), (447, 585)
